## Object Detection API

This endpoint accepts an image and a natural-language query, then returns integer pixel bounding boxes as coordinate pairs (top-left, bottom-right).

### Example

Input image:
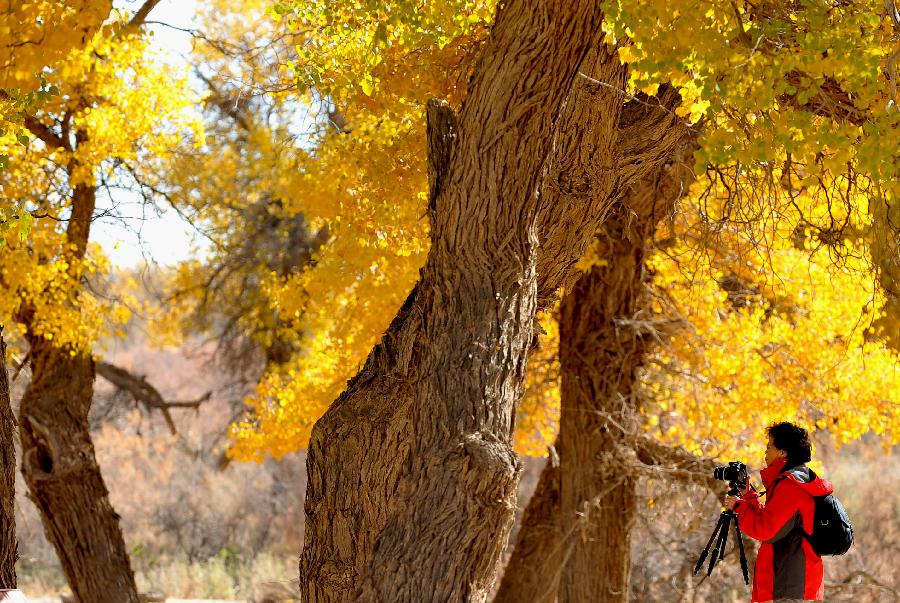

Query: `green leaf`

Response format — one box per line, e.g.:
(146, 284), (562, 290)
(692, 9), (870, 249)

(17, 134), (29, 147)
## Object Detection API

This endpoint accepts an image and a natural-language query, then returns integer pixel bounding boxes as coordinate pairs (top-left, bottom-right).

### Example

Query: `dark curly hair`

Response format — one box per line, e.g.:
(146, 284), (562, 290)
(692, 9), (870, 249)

(767, 422), (812, 469)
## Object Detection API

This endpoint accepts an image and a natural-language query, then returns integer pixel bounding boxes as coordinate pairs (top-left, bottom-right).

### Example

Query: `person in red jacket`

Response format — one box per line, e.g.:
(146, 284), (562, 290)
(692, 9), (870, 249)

(724, 422), (833, 603)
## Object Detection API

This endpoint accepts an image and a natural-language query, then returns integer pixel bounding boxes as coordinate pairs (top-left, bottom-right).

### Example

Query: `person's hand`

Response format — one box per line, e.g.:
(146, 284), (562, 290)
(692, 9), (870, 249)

(724, 495), (740, 511)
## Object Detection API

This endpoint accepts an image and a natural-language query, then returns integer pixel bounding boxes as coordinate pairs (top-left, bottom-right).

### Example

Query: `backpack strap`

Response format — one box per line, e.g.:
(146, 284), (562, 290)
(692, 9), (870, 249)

(763, 466), (811, 496)
(760, 474), (790, 497)
(763, 472), (815, 540)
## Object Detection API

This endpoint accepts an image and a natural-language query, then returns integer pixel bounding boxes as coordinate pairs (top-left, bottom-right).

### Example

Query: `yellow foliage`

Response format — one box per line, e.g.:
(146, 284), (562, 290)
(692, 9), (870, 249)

(0, 1), (112, 90)
(0, 12), (202, 355)
(1, 1), (112, 238)
(641, 207), (900, 463)
(205, 1), (900, 462)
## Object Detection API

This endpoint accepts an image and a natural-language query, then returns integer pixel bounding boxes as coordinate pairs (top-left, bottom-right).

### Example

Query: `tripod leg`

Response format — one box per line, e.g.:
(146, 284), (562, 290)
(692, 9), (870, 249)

(718, 512), (731, 560)
(694, 513), (725, 575)
(707, 513), (730, 575)
(734, 520), (750, 585)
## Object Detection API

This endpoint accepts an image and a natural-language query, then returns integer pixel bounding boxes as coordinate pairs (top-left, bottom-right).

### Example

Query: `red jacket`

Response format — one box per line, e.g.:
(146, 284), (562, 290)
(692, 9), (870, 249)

(734, 457), (833, 602)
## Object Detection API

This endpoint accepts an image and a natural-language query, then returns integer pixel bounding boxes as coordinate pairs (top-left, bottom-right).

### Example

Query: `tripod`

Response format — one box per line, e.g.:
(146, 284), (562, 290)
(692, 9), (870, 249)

(693, 485), (750, 584)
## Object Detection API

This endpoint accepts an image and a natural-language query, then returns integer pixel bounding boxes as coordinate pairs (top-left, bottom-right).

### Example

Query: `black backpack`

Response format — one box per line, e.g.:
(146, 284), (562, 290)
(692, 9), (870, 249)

(773, 470), (853, 556)
(802, 492), (854, 556)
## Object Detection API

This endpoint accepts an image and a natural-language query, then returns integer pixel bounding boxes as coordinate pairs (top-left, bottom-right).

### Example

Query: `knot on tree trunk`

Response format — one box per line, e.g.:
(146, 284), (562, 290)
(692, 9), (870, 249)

(21, 416), (59, 480)
(459, 432), (520, 503)
(461, 432), (518, 471)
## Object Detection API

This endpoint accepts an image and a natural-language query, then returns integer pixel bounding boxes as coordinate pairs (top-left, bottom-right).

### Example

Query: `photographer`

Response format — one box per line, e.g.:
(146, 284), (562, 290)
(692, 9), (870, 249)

(724, 422), (833, 603)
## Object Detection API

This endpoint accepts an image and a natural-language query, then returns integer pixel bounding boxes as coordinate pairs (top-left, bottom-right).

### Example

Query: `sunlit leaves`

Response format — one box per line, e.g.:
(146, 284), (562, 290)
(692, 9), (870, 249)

(0, 12), (203, 356)
(641, 211), (900, 464)
(282, 0), (494, 106)
(223, 0), (900, 463)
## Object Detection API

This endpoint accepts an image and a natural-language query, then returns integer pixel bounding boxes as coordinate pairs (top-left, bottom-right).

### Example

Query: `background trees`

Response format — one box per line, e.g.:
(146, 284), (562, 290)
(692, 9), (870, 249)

(1, 3), (201, 600)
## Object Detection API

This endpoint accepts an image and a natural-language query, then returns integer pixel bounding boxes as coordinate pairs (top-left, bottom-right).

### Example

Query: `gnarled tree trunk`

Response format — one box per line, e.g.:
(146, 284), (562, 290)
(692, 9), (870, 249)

(1, 331), (16, 589)
(298, 1), (717, 598)
(496, 125), (697, 603)
(298, 2), (635, 600)
(17, 178), (139, 603)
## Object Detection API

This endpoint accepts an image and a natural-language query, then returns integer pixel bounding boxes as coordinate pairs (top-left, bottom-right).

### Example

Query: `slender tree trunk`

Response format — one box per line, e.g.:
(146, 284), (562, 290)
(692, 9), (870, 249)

(18, 177), (139, 603)
(1, 332), (16, 589)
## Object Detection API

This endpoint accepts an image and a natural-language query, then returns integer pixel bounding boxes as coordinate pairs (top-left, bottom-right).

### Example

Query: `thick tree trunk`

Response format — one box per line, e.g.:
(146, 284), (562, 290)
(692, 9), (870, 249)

(17, 175), (139, 602)
(19, 340), (139, 603)
(299, 2), (630, 601)
(1, 332), (16, 589)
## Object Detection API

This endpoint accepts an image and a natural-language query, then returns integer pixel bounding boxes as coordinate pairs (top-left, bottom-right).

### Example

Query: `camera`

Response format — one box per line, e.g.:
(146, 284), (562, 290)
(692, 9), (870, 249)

(696, 460), (752, 584)
(713, 460), (748, 490)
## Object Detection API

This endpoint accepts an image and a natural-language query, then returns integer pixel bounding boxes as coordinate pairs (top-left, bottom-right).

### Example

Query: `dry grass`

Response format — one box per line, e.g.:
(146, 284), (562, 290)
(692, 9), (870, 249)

(19, 553), (298, 601)
(11, 341), (898, 601)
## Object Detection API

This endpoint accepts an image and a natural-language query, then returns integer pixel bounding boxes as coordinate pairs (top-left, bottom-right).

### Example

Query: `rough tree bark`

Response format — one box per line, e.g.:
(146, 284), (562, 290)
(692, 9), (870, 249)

(19, 342), (139, 603)
(17, 169), (140, 603)
(1, 331), (16, 589)
(298, 2), (639, 601)
(495, 457), (561, 603)
(555, 199), (662, 603)
(496, 120), (697, 603)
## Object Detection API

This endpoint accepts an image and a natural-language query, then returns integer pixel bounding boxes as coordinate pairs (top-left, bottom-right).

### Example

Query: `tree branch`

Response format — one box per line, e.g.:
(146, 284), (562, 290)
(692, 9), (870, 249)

(628, 435), (720, 495)
(127, 0), (164, 29)
(95, 361), (210, 435)
(23, 116), (67, 150)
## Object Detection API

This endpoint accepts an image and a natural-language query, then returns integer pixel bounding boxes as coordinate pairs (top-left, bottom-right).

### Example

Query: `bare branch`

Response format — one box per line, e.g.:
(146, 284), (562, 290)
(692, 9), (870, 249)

(95, 361), (210, 435)
(628, 435), (720, 495)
